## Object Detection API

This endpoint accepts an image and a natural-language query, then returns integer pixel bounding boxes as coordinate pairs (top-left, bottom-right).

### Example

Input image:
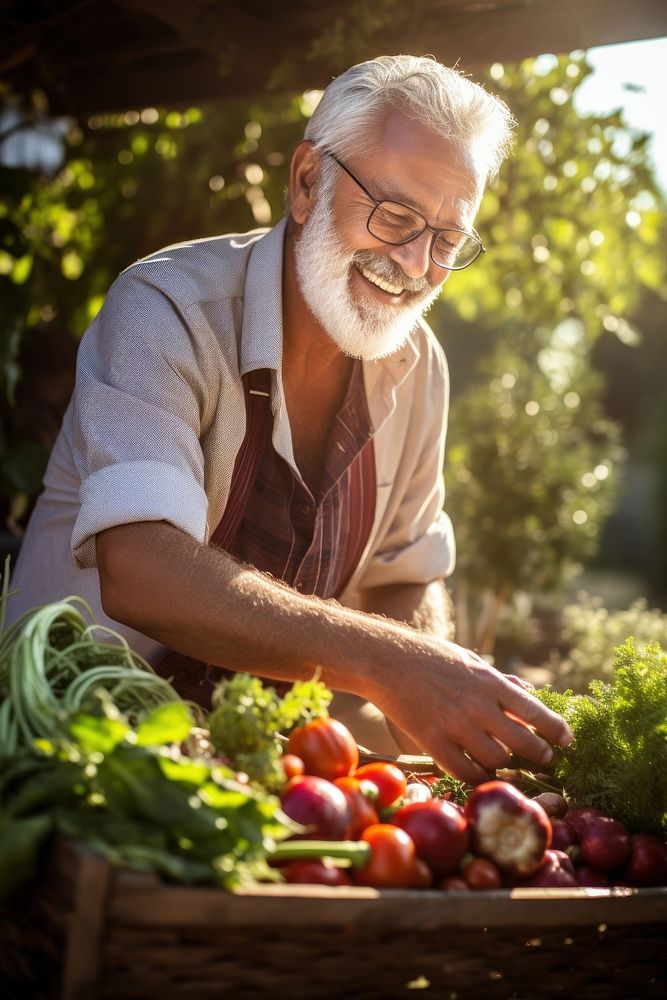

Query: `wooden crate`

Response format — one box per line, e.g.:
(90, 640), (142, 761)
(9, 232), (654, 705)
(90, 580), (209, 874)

(1, 840), (666, 999)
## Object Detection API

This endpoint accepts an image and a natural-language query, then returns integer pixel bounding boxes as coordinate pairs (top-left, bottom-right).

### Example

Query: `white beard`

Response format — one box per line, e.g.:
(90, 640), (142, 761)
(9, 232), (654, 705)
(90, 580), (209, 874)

(294, 173), (442, 362)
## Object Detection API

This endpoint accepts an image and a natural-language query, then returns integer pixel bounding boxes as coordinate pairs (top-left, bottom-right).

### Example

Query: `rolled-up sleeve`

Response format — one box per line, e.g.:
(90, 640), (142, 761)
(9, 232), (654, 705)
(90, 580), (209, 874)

(70, 268), (211, 567)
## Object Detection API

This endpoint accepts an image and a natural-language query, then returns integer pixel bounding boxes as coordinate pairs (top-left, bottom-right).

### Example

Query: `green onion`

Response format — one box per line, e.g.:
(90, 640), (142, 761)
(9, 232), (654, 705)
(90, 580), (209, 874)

(0, 558), (183, 755)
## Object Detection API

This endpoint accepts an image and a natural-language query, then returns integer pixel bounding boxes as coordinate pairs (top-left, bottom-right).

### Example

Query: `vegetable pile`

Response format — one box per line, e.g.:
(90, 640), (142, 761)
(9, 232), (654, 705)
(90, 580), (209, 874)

(0, 576), (665, 898)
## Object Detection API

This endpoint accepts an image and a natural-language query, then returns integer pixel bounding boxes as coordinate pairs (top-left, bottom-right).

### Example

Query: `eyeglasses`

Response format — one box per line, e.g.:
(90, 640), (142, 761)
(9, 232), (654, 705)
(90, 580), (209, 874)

(324, 151), (485, 271)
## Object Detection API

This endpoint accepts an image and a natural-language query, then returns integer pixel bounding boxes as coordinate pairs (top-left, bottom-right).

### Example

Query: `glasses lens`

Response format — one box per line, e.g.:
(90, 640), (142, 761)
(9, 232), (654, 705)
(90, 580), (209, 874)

(368, 201), (425, 245)
(432, 231), (481, 269)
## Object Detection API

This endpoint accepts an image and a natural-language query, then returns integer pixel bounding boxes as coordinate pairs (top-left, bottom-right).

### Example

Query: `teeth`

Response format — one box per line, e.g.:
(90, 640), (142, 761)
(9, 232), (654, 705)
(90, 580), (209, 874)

(358, 264), (404, 296)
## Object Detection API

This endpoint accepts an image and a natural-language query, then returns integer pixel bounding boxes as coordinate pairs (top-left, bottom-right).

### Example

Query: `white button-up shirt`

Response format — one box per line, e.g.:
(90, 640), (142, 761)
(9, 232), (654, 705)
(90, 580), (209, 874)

(8, 218), (455, 663)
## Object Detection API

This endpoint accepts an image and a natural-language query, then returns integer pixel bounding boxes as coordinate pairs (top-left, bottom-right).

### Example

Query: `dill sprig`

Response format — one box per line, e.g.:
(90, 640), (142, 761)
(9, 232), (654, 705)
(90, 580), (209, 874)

(536, 638), (667, 836)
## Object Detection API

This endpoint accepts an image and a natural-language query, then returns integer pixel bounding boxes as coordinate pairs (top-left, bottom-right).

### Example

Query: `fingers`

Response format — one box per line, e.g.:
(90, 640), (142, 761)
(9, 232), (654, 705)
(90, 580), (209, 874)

(505, 673), (535, 692)
(491, 710), (555, 767)
(500, 681), (573, 749)
(432, 742), (490, 786)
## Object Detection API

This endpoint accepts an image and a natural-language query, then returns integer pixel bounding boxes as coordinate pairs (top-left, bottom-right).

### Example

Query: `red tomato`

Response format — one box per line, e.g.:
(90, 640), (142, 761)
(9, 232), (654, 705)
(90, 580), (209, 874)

(284, 859), (352, 886)
(280, 754), (305, 780)
(333, 776), (380, 837)
(462, 857), (502, 891)
(353, 824), (416, 888)
(354, 762), (407, 810)
(439, 876), (470, 892)
(288, 718), (359, 781)
(392, 800), (469, 878)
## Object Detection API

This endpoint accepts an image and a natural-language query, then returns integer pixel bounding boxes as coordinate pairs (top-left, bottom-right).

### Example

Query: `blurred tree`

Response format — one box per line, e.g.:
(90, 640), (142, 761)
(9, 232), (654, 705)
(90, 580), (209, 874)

(446, 343), (622, 651)
(438, 54), (666, 649)
(444, 54), (665, 346)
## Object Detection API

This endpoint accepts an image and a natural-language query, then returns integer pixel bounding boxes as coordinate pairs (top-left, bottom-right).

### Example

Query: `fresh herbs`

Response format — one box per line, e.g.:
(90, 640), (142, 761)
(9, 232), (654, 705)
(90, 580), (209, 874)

(536, 639), (667, 835)
(430, 772), (469, 806)
(208, 672), (332, 790)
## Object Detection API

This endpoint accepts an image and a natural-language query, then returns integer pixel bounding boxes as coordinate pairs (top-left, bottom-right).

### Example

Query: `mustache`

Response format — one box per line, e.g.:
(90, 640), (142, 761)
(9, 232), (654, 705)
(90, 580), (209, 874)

(352, 250), (434, 295)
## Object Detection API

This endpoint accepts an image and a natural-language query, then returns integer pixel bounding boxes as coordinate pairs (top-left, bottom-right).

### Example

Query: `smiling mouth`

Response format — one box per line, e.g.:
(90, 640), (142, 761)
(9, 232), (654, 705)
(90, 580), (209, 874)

(356, 263), (405, 297)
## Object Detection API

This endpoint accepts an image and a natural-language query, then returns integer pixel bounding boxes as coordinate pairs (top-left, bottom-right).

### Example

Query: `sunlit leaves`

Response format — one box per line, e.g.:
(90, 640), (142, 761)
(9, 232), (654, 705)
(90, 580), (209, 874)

(446, 343), (623, 601)
(446, 54), (665, 352)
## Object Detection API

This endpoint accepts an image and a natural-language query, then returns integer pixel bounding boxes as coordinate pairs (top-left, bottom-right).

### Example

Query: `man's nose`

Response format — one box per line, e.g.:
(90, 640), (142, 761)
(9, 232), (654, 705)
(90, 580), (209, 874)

(387, 230), (434, 281)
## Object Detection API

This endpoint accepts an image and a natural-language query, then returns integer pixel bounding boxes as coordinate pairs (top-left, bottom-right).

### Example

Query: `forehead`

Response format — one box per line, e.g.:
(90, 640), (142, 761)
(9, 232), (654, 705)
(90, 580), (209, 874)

(359, 111), (484, 225)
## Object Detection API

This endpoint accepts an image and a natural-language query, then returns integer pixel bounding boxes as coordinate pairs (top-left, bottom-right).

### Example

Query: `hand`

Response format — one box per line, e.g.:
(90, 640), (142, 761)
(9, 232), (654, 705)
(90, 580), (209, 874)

(373, 637), (572, 785)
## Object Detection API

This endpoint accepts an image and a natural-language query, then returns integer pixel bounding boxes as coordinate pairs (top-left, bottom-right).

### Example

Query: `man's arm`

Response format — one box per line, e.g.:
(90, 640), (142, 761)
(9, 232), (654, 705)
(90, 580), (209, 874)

(359, 580), (454, 753)
(97, 520), (571, 784)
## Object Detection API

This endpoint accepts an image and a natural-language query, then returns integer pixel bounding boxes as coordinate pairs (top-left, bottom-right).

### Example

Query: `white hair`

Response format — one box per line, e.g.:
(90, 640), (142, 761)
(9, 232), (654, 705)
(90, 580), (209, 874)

(304, 54), (516, 182)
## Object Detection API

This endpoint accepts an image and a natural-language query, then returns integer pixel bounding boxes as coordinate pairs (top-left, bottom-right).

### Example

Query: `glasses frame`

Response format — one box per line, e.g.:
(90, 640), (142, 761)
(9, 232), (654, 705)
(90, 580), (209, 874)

(324, 150), (485, 271)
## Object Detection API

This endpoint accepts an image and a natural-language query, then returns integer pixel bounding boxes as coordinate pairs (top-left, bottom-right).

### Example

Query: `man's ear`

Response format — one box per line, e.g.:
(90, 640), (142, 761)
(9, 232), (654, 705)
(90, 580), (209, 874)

(288, 141), (322, 225)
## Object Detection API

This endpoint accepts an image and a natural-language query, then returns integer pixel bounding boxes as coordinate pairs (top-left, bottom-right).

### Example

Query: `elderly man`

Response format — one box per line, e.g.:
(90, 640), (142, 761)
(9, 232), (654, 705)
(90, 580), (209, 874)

(9, 55), (572, 781)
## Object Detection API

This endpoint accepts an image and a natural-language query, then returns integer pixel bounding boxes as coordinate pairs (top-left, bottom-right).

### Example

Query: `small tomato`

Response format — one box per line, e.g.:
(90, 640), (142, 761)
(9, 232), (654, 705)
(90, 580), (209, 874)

(284, 859), (352, 886)
(411, 857), (434, 889)
(439, 876), (470, 892)
(462, 857), (502, 891)
(280, 754), (305, 780)
(353, 823), (416, 888)
(354, 762), (407, 810)
(333, 776), (380, 837)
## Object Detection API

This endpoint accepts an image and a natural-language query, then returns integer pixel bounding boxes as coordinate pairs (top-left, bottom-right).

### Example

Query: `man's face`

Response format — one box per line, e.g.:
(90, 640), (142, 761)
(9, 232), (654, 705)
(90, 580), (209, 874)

(294, 113), (483, 361)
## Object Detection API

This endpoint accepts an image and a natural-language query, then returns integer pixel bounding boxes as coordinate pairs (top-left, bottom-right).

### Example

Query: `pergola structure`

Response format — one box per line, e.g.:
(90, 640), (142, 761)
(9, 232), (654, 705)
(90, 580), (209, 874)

(2, 0), (667, 115)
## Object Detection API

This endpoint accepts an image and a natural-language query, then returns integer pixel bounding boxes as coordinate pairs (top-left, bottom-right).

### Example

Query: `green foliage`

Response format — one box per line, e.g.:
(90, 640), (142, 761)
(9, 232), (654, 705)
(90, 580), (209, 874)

(0, 700), (292, 898)
(445, 54), (666, 342)
(536, 639), (667, 835)
(208, 672), (332, 790)
(447, 342), (622, 648)
(441, 53), (666, 646)
(554, 595), (667, 689)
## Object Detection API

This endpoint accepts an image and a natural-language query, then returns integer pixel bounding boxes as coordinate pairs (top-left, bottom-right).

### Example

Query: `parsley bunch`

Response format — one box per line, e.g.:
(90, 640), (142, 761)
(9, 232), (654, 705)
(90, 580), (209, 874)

(207, 673), (332, 791)
(537, 639), (667, 835)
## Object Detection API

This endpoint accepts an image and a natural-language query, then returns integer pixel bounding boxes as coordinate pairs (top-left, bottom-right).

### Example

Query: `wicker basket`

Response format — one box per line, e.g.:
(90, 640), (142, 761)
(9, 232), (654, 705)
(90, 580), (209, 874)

(1, 839), (665, 1000)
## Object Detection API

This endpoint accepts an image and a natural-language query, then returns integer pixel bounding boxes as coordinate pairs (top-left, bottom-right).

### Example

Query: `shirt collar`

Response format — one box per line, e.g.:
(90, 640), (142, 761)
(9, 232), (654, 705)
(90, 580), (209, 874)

(240, 217), (287, 375)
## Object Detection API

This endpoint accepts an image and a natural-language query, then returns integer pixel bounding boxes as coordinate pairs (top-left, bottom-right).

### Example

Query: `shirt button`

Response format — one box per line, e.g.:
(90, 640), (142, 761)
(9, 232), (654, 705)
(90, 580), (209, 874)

(298, 502), (311, 515)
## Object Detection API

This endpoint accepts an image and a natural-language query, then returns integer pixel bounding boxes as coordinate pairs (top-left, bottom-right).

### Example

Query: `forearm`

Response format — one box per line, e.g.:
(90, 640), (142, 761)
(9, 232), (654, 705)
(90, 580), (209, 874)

(96, 520), (422, 701)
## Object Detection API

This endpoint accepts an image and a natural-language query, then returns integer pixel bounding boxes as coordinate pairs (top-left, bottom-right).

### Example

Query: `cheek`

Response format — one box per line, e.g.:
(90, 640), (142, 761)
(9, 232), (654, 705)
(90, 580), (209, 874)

(332, 196), (381, 252)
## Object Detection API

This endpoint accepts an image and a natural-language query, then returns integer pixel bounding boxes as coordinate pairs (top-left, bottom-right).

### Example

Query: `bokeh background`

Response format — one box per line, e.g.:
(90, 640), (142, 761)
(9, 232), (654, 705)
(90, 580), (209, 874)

(2, 1), (666, 689)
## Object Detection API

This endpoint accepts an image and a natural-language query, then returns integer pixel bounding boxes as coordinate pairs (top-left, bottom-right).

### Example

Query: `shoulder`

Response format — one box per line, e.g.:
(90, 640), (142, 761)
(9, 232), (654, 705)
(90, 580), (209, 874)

(410, 317), (450, 395)
(119, 227), (272, 310)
